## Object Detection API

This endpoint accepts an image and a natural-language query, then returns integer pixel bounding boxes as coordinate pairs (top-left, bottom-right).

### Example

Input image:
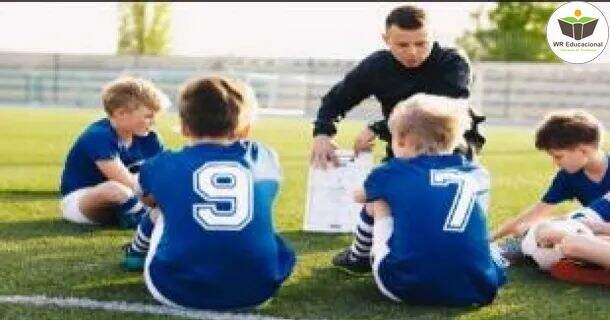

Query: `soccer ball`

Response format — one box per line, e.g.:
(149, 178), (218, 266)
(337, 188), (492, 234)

(521, 218), (594, 270)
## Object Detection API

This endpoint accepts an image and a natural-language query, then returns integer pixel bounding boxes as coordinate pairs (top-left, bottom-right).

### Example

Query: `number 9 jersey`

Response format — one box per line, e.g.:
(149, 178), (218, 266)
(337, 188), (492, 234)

(365, 154), (506, 306)
(138, 140), (295, 311)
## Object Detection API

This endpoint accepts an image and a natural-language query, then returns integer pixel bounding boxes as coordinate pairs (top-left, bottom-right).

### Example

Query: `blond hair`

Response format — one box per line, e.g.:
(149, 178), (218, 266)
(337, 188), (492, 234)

(178, 75), (258, 138)
(388, 93), (468, 155)
(101, 76), (170, 115)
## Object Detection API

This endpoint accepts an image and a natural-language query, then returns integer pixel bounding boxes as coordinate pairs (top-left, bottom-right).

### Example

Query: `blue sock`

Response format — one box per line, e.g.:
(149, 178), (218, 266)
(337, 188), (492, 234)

(117, 195), (148, 229)
(130, 211), (154, 254)
(349, 207), (373, 260)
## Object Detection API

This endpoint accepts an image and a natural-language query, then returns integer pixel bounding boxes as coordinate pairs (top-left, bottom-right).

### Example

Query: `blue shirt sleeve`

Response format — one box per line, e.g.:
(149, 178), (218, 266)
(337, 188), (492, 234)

(588, 195), (610, 221)
(146, 131), (165, 155)
(364, 164), (390, 202)
(81, 129), (119, 162)
(138, 154), (160, 196)
(247, 141), (282, 182)
(542, 170), (575, 204)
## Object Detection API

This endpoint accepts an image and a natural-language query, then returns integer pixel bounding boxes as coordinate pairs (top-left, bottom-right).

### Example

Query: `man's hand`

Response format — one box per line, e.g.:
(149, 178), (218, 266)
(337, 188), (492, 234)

(311, 134), (339, 169)
(353, 127), (376, 156)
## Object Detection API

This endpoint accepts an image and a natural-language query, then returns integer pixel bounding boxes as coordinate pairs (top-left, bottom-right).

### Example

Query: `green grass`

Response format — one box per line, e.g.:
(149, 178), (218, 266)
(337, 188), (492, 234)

(0, 106), (609, 319)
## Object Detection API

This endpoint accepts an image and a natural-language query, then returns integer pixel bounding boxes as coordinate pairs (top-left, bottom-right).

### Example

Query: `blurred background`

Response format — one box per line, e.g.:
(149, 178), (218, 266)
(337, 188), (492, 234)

(1, 2), (609, 124)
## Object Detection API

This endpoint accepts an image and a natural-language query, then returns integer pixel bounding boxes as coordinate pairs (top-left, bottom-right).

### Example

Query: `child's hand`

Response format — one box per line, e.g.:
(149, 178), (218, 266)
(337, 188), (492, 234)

(368, 200), (391, 219)
(536, 226), (567, 248)
(353, 188), (366, 203)
(580, 219), (609, 235)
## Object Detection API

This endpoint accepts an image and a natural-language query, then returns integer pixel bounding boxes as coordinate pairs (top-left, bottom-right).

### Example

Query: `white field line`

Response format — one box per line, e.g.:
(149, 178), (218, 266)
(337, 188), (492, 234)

(0, 295), (293, 320)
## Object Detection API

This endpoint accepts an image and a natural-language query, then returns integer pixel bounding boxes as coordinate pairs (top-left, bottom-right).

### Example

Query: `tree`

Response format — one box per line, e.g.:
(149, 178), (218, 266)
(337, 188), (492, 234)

(457, 2), (560, 62)
(117, 2), (171, 56)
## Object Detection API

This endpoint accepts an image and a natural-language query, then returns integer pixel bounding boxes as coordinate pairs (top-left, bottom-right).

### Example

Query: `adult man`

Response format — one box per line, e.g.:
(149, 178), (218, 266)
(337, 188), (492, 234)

(309, 5), (485, 272)
(311, 5), (484, 169)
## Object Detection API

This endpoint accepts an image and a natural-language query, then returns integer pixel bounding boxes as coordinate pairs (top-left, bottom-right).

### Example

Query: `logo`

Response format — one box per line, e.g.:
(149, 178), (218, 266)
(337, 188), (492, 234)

(547, 2), (609, 63)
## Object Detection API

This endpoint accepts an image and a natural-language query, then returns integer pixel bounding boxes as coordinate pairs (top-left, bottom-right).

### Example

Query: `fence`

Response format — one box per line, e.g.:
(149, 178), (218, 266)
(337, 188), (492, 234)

(1, 52), (609, 123)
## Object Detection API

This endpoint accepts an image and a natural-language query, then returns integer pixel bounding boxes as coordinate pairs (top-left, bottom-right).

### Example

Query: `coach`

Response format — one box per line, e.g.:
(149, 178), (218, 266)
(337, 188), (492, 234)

(310, 5), (484, 168)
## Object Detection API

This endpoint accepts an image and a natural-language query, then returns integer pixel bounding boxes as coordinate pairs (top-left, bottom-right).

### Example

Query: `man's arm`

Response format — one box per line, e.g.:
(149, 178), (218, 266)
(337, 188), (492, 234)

(313, 57), (376, 137)
(492, 202), (555, 241)
(312, 57), (376, 168)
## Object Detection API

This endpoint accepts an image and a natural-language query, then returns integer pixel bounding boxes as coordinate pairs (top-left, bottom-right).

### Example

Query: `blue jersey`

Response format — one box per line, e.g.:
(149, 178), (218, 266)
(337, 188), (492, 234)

(542, 156), (610, 206)
(60, 118), (163, 196)
(365, 154), (505, 306)
(140, 140), (295, 310)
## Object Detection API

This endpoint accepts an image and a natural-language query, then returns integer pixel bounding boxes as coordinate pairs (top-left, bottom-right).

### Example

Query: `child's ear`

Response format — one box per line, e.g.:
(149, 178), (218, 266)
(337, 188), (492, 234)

(396, 135), (406, 147)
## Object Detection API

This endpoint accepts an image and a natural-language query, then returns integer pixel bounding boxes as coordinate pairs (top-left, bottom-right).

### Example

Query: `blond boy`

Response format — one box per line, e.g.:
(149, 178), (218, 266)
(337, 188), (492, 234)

(336, 93), (505, 306)
(59, 76), (169, 227)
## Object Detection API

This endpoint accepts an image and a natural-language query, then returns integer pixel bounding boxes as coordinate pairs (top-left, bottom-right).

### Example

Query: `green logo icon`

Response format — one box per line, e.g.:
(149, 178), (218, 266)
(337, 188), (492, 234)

(558, 9), (598, 40)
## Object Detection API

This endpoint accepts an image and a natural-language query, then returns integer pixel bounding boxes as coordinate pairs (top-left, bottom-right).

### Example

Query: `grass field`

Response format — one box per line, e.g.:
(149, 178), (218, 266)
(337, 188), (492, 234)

(1, 106), (609, 320)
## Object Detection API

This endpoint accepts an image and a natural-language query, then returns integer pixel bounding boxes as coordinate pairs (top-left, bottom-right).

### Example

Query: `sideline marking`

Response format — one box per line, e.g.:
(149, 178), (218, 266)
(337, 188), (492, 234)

(0, 295), (291, 320)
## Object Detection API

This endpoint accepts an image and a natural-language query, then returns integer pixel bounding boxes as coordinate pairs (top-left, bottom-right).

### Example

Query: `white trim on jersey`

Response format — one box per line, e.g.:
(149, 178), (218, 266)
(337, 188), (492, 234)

(143, 214), (184, 309)
(244, 142), (282, 182)
(371, 216), (401, 302)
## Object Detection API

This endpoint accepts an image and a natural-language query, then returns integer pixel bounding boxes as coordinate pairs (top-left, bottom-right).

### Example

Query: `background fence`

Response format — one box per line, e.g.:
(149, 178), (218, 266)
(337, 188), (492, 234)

(1, 52), (610, 123)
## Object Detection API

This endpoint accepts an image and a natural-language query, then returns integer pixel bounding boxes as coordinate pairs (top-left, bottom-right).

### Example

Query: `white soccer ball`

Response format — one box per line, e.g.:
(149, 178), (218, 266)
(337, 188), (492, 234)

(521, 218), (593, 270)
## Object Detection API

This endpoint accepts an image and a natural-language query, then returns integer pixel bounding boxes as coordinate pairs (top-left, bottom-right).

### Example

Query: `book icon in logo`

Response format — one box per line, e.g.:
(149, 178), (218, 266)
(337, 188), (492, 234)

(558, 9), (598, 40)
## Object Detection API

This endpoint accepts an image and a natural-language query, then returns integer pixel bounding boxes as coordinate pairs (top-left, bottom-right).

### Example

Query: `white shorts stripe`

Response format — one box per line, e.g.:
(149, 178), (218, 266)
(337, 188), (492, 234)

(143, 214), (184, 309)
(371, 216), (401, 302)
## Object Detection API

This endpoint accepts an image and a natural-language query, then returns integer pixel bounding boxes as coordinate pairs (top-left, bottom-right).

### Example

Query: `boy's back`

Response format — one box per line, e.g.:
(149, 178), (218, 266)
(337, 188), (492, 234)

(140, 140), (295, 310)
(366, 154), (505, 305)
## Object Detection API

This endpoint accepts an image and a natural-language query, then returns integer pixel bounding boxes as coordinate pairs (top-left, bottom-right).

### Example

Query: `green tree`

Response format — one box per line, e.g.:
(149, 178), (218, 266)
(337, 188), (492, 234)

(117, 2), (171, 56)
(457, 2), (559, 62)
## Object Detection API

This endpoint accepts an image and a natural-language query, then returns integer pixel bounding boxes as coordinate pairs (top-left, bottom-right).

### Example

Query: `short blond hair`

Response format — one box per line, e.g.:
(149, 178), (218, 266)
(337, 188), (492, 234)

(101, 76), (170, 115)
(388, 93), (468, 155)
(178, 75), (258, 138)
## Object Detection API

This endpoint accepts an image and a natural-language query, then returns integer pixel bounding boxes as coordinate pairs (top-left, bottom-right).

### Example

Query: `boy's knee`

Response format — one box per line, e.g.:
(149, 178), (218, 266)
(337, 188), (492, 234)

(98, 181), (133, 203)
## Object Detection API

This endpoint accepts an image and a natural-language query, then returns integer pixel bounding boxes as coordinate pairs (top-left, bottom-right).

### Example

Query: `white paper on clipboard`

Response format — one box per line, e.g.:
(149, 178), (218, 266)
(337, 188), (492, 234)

(303, 150), (374, 233)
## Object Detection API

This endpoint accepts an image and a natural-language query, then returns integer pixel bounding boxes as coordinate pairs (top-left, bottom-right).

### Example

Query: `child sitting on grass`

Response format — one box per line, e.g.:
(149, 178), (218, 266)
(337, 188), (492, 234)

(122, 75), (295, 311)
(347, 93), (506, 306)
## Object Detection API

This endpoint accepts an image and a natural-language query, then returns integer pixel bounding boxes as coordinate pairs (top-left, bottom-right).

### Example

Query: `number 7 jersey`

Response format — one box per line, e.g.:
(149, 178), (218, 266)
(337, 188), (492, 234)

(138, 140), (295, 310)
(364, 154), (505, 306)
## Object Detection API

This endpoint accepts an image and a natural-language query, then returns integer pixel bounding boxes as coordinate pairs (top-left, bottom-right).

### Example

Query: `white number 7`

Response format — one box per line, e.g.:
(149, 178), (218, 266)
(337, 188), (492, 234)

(431, 169), (477, 233)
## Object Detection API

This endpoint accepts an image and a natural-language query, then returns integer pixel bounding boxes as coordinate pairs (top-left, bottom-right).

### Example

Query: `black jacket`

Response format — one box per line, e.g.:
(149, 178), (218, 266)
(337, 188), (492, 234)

(313, 42), (472, 143)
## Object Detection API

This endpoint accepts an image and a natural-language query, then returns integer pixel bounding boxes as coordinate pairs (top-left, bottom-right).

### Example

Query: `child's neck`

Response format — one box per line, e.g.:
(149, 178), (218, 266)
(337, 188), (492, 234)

(109, 118), (133, 146)
(583, 150), (607, 182)
(189, 136), (235, 146)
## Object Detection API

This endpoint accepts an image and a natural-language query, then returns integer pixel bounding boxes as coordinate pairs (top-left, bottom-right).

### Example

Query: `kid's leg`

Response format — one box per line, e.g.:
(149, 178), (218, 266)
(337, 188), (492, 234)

(559, 235), (610, 269)
(123, 209), (159, 272)
(332, 205), (374, 273)
(78, 181), (149, 228)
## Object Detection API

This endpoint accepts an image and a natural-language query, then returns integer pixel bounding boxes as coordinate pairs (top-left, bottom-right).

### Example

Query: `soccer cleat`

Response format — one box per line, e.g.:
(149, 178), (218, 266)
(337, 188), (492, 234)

(122, 243), (146, 272)
(332, 248), (372, 274)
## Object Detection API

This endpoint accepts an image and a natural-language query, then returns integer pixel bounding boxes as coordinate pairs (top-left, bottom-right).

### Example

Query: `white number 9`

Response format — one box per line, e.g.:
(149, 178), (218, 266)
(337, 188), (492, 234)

(193, 162), (253, 231)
